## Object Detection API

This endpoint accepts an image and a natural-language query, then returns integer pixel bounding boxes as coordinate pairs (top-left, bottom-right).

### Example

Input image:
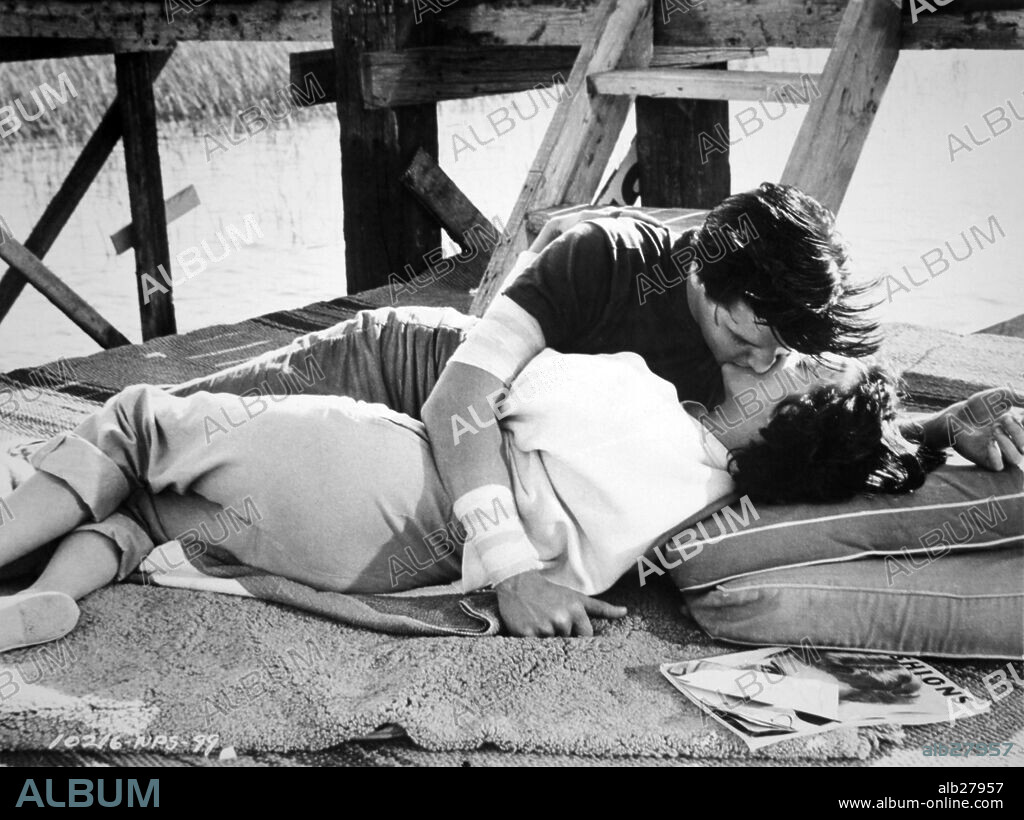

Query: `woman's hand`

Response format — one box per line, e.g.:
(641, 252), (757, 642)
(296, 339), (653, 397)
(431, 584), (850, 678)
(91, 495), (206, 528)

(495, 570), (627, 637)
(918, 387), (1024, 470)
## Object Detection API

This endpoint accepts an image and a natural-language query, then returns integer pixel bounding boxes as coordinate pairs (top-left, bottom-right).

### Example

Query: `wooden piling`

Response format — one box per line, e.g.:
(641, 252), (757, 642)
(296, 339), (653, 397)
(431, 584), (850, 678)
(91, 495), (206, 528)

(636, 5), (731, 211)
(333, 0), (439, 295)
(115, 50), (176, 340)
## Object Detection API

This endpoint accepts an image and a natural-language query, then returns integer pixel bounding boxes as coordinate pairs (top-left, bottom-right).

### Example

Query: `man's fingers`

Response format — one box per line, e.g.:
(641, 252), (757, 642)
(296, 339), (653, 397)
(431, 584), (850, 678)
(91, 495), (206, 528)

(582, 597), (628, 619)
(998, 414), (1024, 455)
(552, 613), (574, 638)
(985, 437), (1005, 471)
(993, 429), (1024, 468)
(571, 608), (594, 638)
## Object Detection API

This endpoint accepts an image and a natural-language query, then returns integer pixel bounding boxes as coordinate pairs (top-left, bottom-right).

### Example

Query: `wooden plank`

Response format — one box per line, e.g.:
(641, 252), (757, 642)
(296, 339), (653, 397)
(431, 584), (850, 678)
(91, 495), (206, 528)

(0, 235), (130, 349)
(0, 37), (110, 62)
(781, 0), (902, 216)
(434, 0), (1024, 50)
(401, 149), (494, 253)
(289, 47), (336, 107)
(334, 0), (440, 295)
(470, 0), (653, 315)
(115, 50), (176, 339)
(879, 322), (1024, 409)
(110, 185), (200, 255)
(589, 69), (823, 101)
(363, 45), (579, 109)
(0, 49), (174, 323)
(288, 45), (763, 109)
(976, 313), (1024, 337)
(359, 45), (762, 108)
(0, 1), (331, 47)
(400, 148), (497, 288)
(528, 205), (707, 236)
(1, 1), (1022, 49)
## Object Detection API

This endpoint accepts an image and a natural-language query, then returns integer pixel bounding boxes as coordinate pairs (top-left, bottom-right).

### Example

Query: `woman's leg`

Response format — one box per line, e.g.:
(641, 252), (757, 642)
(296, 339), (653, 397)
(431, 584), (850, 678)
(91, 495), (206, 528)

(30, 384), (463, 593)
(0, 530), (119, 654)
(0, 471), (92, 569)
(26, 530), (119, 599)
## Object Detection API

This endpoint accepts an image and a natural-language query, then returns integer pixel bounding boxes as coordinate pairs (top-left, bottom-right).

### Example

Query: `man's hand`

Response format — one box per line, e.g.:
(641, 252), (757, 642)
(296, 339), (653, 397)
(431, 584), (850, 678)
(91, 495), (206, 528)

(495, 570), (627, 637)
(920, 387), (1024, 470)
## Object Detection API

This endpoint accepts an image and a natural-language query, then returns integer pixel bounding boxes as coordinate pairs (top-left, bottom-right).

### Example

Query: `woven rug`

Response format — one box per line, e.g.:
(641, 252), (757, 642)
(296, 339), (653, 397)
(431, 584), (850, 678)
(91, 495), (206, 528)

(0, 290), (1017, 764)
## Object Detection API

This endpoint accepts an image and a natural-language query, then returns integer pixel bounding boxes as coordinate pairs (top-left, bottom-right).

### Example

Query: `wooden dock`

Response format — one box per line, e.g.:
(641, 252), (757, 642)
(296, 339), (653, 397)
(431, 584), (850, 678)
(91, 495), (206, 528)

(1, 0), (1023, 348)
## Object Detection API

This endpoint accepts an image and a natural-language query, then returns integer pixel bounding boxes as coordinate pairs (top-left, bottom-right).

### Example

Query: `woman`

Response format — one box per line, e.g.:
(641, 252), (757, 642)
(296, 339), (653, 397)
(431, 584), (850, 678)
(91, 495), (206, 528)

(0, 350), (933, 652)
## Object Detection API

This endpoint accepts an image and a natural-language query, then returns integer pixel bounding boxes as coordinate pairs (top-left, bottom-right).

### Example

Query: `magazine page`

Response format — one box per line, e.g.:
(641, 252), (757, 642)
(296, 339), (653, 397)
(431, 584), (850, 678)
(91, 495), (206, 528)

(661, 648), (992, 751)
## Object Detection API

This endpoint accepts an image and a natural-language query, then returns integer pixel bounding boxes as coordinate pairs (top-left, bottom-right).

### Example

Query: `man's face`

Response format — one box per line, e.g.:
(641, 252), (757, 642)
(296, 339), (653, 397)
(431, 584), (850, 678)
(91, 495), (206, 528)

(687, 276), (790, 373)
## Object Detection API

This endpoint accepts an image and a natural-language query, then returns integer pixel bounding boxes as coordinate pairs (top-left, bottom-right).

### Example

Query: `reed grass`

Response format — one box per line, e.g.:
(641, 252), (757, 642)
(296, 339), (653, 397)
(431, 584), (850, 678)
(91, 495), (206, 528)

(0, 41), (334, 145)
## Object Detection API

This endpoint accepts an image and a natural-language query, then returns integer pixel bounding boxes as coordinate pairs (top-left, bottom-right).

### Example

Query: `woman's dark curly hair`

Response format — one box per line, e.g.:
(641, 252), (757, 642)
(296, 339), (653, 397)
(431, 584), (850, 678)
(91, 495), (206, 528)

(728, 362), (945, 504)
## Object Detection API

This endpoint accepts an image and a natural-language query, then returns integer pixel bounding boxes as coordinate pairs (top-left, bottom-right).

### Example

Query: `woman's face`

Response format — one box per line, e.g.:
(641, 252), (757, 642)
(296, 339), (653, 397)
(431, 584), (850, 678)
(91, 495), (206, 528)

(696, 354), (862, 452)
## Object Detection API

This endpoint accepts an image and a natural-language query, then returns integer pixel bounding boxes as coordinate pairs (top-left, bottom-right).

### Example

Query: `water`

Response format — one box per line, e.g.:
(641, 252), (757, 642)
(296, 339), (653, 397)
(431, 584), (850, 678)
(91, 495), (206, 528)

(0, 48), (1022, 372)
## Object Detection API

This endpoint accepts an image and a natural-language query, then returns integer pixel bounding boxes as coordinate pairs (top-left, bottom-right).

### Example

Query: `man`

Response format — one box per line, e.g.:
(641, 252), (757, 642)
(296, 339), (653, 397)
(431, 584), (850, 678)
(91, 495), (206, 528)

(170, 183), (1024, 637)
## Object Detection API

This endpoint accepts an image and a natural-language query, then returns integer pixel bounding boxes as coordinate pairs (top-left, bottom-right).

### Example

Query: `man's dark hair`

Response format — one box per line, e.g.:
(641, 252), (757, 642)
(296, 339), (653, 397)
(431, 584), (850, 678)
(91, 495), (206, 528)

(728, 362), (944, 504)
(689, 182), (880, 358)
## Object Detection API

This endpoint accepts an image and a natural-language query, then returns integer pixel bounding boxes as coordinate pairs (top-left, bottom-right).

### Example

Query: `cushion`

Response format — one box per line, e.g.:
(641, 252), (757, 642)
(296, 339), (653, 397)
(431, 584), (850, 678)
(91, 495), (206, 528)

(657, 461), (1024, 592)
(684, 547), (1024, 659)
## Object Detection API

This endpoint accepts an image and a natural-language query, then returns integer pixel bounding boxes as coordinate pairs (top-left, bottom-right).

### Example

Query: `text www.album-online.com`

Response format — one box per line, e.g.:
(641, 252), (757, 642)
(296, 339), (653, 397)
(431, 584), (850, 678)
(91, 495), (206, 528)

(836, 798), (1004, 809)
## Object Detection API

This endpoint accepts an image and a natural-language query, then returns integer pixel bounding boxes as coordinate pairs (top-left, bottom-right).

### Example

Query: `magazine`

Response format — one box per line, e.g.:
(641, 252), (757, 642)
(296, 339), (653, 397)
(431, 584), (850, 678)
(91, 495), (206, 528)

(661, 647), (991, 750)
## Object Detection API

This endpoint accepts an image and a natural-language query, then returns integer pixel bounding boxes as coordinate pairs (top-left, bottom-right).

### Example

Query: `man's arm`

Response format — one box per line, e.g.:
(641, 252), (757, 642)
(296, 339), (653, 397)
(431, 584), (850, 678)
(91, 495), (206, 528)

(422, 358), (624, 637)
(422, 244), (628, 636)
(900, 387), (1024, 470)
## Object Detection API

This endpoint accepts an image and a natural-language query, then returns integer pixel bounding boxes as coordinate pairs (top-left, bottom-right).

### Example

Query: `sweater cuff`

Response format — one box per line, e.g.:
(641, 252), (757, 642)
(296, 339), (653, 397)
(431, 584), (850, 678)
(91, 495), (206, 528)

(453, 484), (542, 587)
(472, 530), (543, 587)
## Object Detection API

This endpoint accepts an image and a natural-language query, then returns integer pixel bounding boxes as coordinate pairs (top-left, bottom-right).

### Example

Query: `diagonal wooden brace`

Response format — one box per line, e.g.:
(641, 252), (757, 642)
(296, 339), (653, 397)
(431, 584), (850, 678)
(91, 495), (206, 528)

(0, 48), (174, 324)
(0, 234), (130, 349)
(780, 0), (903, 215)
(470, 0), (653, 316)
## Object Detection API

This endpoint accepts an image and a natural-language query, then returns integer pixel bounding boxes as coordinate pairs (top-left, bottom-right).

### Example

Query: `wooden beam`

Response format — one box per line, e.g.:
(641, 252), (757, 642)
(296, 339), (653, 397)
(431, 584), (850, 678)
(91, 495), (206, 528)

(289, 47), (336, 107)
(781, 0), (902, 215)
(0, 1), (331, 47)
(0, 37), (110, 62)
(589, 69), (823, 101)
(400, 148), (495, 288)
(0, 49), (174, 324)
(401, 148), (494, 252)
(115, 50), (176, 339)
(976, 313), (1024, 337)
(2, 1), (1022, 49)
(110, 185), (200, 255)
(471, 0), (653, 316)
(0, 235), (130, 349)
(334, 0), (440, 295)
(434, 0), (1024, 50)
(288, 45), (763, 109)
(363, 45), (579, 109)
(360, 45), (762, 109)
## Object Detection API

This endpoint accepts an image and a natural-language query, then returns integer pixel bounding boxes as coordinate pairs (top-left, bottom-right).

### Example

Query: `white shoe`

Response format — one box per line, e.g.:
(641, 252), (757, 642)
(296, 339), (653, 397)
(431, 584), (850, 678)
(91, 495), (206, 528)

(0, 591), (80, 654)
